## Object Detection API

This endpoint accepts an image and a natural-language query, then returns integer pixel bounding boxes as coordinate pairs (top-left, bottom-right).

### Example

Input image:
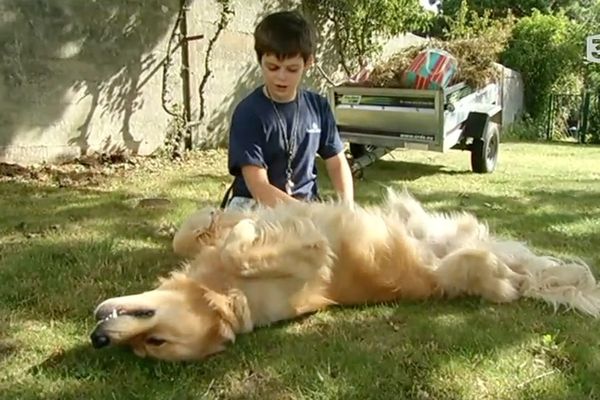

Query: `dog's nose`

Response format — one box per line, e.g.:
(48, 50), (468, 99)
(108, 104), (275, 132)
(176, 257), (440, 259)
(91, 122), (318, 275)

(90, 330), (111, 349)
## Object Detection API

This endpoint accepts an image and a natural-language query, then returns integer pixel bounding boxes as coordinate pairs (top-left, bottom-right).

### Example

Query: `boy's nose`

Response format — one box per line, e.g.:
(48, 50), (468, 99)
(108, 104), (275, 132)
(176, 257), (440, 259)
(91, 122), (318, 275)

(275, 69), (287, 81)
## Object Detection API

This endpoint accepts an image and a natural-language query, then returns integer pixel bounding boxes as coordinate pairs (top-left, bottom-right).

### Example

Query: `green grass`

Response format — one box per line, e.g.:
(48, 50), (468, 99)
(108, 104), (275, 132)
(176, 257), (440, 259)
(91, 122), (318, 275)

(1, 143), (600, 399)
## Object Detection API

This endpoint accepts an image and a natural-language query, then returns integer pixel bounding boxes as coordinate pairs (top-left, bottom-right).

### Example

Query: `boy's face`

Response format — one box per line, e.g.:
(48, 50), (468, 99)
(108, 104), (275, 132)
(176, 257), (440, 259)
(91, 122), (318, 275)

(260, 53), (312, 102)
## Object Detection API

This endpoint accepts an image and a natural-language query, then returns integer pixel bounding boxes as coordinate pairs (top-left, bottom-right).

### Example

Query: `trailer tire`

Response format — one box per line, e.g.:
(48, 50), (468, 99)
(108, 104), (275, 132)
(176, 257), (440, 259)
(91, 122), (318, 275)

(349, 143), (377, 159)
(471, 122), (499, 173)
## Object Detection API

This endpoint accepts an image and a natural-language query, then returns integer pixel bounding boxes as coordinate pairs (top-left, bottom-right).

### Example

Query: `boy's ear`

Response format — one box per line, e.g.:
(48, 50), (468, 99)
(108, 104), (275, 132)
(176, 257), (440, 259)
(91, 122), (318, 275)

(305, 55), (315, 69)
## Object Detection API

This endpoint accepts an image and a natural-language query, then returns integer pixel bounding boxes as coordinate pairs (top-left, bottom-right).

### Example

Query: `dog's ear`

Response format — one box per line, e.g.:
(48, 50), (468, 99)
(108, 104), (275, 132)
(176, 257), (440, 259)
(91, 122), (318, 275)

(203, 287), (253, 343)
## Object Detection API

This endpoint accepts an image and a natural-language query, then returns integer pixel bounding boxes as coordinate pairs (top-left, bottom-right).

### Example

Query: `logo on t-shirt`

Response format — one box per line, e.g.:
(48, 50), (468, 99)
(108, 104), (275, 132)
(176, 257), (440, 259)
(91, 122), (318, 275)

(307, 122), (321, 134)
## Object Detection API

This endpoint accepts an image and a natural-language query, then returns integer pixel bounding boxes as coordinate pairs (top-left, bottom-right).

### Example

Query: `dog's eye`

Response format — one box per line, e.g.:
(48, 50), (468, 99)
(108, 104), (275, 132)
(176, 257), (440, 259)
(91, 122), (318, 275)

(146, 337), (166, 346)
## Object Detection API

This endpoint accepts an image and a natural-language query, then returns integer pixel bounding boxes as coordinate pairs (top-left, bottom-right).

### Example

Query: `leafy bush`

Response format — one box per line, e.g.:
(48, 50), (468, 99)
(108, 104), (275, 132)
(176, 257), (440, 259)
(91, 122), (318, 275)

(501, 11), (582, 119)
(587, 93), (600, 144)
(441, 0), (587, 19)
(441, 0), (516, 42)
(501, 114), (548, 142)
(301, 0), (433, 75)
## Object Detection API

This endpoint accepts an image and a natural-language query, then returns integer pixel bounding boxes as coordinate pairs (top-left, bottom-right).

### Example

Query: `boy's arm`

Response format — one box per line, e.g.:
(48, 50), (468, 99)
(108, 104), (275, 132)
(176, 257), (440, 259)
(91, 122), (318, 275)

(324, 151), (354, 206)
(318, 98), (354, 206)
(241, 165), (299, 207)
(229, 104), (297, 208)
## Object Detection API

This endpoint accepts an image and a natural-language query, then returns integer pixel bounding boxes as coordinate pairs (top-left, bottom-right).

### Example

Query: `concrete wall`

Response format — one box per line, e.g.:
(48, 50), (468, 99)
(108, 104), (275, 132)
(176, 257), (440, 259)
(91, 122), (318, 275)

(0, 0), (302, 165)
(185, 0), (303, 148)
(0, 1), (524, 166)
(1, 0), (185, 164)
(497, 64), (525, 126)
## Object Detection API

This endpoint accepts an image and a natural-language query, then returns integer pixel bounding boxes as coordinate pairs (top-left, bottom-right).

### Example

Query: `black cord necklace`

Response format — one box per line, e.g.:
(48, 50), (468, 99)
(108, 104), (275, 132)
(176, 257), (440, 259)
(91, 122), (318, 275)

(264, 86), (300, 195)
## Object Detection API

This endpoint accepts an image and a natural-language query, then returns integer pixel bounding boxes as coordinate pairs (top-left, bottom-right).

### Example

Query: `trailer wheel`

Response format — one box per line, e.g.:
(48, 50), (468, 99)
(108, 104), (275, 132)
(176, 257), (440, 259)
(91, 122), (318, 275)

(349, 143), (377, 159)
(471, 122), (499, 173)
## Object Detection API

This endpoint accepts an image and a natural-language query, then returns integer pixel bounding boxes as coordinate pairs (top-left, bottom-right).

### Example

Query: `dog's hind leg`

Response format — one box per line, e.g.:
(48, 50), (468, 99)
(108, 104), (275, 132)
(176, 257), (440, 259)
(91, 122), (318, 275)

(434, 248), (525, 303)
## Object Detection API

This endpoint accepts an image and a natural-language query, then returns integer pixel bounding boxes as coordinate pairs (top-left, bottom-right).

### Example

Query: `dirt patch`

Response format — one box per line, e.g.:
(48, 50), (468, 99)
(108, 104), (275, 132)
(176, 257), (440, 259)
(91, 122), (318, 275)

(0, 151), (173, 188)
(0, 339), (17, 361)
(0, 154), (135, 187)
(135, 198), (172, 209)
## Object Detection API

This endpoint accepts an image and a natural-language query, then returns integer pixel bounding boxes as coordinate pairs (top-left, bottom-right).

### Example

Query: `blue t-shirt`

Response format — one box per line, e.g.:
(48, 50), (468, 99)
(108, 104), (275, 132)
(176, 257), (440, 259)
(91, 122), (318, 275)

(228, 86), (344, 201)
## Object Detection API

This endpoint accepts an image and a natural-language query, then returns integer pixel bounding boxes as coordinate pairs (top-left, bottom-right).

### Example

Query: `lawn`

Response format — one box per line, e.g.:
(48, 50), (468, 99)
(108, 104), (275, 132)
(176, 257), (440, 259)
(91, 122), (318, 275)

(1, 142), (600, 400)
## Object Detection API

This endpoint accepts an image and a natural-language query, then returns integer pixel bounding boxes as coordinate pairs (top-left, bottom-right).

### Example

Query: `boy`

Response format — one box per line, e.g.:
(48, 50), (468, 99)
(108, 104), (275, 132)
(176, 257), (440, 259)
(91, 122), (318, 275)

(225, 10), (354, 210)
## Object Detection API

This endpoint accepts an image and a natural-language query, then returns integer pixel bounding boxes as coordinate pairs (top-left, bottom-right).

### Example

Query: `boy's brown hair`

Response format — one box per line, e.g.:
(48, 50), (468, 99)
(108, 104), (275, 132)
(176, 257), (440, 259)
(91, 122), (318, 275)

(253, 10), (316, 63)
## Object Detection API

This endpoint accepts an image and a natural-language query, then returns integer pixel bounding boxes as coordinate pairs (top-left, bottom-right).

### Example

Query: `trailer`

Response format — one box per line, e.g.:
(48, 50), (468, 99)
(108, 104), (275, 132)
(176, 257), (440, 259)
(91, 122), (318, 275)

(327, 81), (502, 176)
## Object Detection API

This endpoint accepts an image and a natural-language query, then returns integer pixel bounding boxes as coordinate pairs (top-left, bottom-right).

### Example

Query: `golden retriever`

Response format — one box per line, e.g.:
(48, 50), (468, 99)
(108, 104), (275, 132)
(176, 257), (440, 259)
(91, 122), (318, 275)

(90, 189), (600, 361)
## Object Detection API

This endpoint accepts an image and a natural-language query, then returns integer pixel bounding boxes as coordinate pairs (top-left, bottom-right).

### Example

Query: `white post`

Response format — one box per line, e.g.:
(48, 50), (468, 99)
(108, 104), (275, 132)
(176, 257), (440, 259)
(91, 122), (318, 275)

(586, 34), (600, 63)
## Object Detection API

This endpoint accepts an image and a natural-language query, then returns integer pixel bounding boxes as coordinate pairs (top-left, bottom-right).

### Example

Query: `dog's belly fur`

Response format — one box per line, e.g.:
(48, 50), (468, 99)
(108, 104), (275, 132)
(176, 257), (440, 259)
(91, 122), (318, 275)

(325, 249), (439, 306)
(185, 191), (600, 332)
(239, 278), (313, 326)
(321, 208), (439, 303)
(235, 207), (441, 325)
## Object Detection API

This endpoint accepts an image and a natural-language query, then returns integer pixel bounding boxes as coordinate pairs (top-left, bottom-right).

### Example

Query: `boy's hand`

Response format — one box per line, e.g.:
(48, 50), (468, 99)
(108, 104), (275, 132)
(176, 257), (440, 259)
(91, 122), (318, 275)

(241, 165), (299, 207)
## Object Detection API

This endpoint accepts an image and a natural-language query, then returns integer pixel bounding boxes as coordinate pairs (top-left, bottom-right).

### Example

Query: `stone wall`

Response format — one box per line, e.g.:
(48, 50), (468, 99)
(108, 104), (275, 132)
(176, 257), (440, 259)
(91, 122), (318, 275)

(0, 0), (300, 165)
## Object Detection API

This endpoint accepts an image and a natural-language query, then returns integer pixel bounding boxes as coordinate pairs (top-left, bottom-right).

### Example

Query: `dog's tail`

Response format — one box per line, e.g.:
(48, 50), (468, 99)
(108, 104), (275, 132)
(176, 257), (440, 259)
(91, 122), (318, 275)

(433, 248), (524, 304)
(487, 240), (600, 317)
(382, 186), (428, 223)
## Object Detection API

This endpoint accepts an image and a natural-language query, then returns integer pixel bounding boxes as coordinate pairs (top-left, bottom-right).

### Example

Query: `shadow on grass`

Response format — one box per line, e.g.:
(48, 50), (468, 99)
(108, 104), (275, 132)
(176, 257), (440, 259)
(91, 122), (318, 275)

(0, 179), (218, 236)
(11, 299), (598, 400)
(353, 158), (473, 182)
(0, 181), (164, 231)
(0, 180), (216, 322)
(1, 153), (599, 399)
(412, 189), (600, 265)
(0, 238), (180, 321)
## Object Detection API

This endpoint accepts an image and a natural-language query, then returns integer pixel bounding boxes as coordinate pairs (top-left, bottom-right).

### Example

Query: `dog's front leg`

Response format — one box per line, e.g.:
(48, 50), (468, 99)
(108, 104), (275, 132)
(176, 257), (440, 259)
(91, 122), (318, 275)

(220, 219), (286, 278)
(220, 218), (333, 280)
(222, 219), (258, 255)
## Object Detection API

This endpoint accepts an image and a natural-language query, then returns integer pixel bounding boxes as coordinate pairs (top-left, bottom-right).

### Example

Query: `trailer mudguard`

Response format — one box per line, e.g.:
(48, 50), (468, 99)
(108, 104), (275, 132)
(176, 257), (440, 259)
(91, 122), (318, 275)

(462, 105), (502, 140)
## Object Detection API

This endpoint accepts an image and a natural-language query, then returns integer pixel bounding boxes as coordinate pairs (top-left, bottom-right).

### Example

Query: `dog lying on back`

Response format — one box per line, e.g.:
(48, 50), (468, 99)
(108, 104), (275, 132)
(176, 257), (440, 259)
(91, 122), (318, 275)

(90, 189), (600, 361)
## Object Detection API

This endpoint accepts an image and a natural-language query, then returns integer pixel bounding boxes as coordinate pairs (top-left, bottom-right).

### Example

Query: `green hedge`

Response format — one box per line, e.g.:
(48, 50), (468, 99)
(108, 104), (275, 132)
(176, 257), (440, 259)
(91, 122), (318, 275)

(501, 11), (583, 119)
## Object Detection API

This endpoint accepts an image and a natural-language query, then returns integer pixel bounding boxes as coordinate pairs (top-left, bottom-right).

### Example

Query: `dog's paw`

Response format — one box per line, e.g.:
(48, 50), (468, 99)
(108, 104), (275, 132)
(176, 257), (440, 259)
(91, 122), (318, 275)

(229, 219), (258, 243)
(222, 219), (258, 257)
(192, 227), (211, 244)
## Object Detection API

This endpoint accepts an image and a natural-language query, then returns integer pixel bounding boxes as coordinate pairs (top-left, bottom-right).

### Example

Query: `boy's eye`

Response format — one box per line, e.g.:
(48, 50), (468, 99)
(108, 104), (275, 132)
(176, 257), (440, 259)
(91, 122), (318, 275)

(266, 65), (300, 73)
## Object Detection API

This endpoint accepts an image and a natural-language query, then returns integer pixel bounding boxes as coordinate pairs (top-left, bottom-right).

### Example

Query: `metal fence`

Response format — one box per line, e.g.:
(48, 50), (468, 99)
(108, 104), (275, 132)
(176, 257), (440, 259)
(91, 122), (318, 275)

(546, 91), (600, 143)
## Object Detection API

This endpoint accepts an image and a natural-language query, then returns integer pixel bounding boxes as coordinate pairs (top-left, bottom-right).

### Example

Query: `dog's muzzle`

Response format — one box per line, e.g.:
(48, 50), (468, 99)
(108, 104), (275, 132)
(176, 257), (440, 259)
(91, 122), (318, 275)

(89, 306), (155, 349)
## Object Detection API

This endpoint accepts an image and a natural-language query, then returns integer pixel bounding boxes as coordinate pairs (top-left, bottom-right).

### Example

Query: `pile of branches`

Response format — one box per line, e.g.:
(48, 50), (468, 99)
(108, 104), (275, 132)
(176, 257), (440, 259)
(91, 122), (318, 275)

(354, 36), (506, 89)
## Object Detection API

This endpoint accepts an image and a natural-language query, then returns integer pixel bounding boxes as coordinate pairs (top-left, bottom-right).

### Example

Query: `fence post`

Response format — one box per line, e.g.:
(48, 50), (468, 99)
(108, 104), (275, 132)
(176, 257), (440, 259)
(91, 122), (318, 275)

(580, 91), (591, 144)
(545, 94), (554, 140)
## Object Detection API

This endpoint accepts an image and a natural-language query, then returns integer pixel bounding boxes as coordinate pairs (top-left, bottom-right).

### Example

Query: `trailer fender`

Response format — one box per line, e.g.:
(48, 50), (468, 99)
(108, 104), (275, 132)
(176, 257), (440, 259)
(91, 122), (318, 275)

(462, 105), (502, 140)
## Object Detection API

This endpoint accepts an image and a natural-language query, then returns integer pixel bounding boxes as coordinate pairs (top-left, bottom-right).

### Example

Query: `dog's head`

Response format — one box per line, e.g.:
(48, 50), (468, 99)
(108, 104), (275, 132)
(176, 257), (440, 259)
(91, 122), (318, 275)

(90, 266), (253, 361)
